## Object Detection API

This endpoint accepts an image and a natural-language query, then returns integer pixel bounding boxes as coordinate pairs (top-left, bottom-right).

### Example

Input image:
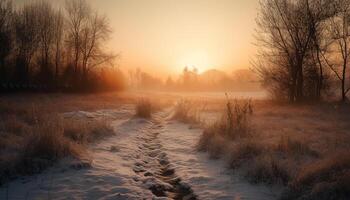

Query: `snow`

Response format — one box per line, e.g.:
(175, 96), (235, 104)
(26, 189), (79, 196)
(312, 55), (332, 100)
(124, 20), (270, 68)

(158, 112), (280, 200)
(0, 107), (280, 200)
(62, 106), (134, 120)
(0, 108), (154, 200)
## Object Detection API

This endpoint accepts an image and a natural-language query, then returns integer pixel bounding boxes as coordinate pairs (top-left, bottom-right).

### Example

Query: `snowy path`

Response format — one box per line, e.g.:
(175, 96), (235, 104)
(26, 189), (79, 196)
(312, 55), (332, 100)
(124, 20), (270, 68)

(0, 108), (279, 200)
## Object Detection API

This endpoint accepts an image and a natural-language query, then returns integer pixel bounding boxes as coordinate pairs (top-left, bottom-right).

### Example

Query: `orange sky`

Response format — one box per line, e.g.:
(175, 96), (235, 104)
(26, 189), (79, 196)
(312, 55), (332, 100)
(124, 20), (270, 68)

(88, 0), (259, 76)
(15, 0), (259, 76)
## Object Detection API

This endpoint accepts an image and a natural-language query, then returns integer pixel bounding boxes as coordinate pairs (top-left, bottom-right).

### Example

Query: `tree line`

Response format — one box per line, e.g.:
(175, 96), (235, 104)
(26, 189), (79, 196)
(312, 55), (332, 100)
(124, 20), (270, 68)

(127, 67), (259, 92)
(255, 0), (350, 102)
(0, 0), (124, 92)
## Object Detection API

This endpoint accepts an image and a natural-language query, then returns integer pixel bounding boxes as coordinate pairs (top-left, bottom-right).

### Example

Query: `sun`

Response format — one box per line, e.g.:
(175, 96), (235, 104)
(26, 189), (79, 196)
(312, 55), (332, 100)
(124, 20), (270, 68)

(176, 51), (211, 73)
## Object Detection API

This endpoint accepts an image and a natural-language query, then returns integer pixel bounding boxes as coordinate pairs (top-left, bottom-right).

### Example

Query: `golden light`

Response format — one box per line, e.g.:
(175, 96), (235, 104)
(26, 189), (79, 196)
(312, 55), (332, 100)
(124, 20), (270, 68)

(176, 51), (211, 73)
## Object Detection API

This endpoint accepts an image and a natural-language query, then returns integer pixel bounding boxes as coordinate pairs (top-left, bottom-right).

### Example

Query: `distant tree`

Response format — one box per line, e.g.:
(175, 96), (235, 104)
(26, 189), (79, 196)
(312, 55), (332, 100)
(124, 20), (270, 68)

(14, 3), (41, 83)
(53, 9), (64, 80)
(166, 76), (175, 89)
(36, 1), (56, 83)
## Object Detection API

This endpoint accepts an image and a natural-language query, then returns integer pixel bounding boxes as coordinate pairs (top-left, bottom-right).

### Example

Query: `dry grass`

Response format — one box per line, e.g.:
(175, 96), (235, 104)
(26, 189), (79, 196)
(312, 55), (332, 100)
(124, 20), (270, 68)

(197, 98), (253, 156)
(195, 97), (350, 199)
(275, 136), (319, 157)
(282, 151), (350, 200)
(228, 140), (264, 169)
(173, 99), (201, 124)
(0, 94), (117, 185)
(222, 98), (253, 139)
(63, 119), (114, 143)
(246, 154), (290, 185)
(135, 99), (152, 118)
(205, 135), (228, 159)
(0, 92), (176, 185)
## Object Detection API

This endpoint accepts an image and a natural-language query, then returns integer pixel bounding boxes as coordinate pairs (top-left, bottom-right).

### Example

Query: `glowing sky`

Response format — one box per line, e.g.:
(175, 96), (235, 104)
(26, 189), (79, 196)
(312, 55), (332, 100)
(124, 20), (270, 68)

(16, 0), (259, 76)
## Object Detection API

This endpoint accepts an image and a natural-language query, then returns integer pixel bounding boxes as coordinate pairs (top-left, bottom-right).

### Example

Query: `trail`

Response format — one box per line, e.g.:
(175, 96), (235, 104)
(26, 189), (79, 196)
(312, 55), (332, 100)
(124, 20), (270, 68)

(132, 112), (196, 200)
(0, 108), (279, 200)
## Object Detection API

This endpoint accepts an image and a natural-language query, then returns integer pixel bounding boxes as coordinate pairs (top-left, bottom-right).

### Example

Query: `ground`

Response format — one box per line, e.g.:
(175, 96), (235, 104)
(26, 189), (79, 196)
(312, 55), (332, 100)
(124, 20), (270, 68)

(0, 92), (349, 200)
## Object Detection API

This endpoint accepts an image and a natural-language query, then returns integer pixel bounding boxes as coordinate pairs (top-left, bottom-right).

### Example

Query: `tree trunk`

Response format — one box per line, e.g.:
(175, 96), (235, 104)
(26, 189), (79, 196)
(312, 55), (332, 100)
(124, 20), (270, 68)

(341, 61), (347, 102)
(0, 59), (5, 82)
(290, 66), (298, 103)
(55, 52), (59, 80)
(316, 49), (323, 100)
(296, 59), (304, 102)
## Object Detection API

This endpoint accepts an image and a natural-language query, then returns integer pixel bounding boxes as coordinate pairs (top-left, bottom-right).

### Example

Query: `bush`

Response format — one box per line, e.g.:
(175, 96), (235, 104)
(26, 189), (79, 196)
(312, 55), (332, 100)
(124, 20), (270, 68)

(135, 99), (152, 118)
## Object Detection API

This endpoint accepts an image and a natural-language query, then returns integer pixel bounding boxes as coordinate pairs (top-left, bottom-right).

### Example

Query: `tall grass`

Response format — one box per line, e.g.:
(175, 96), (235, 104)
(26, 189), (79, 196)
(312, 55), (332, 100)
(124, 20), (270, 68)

(0, 103), (114, 185)
(63, 120), (114, 143)
(135, 99), (152, 118)
(197, 98), (323, 186)
(245, 154), (290, 185)
(222, 97), (253, 139)
(275, 136), (318, 157)
(190, 96), (350, 200)
(173, 99), (201, 124)
(198, 98), (253, 154)
(282, 151), (350, 200)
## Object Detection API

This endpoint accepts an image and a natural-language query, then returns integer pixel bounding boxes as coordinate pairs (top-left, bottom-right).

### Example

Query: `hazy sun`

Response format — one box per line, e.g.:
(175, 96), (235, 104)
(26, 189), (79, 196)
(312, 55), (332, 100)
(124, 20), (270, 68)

(176, 51), (211, 73)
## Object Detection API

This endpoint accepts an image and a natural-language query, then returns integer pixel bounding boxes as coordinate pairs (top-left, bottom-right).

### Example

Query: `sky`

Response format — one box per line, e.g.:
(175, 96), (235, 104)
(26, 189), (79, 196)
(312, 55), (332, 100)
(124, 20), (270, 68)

(15, 0), (259, 76)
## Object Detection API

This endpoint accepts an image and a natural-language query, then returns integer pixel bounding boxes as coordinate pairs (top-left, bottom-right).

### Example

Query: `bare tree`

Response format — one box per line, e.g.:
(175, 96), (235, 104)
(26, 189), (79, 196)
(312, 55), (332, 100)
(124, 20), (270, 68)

(0, 0), (121, 92)
(53, 9), (64, 80)
(65, 0), (90, 75)
(80, 12), (114, 77)
(255, 0), (333, 102)
(324, 0), (350, 101)
(305, 0), (335, 99)
(36, 1), (56, 82)
(14, 3), (40, 82)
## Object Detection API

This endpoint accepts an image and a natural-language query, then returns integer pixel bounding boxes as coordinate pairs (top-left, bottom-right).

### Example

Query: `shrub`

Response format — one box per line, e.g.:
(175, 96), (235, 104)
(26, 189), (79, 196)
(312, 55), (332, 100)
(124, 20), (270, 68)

(135, 99), (152, 118)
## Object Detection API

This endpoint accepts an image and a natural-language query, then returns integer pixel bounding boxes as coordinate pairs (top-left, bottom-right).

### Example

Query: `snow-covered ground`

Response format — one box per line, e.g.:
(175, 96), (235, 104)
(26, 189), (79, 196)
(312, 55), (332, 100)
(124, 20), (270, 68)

(0, 106), (280, 200)
(159, 112), (280, 200)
